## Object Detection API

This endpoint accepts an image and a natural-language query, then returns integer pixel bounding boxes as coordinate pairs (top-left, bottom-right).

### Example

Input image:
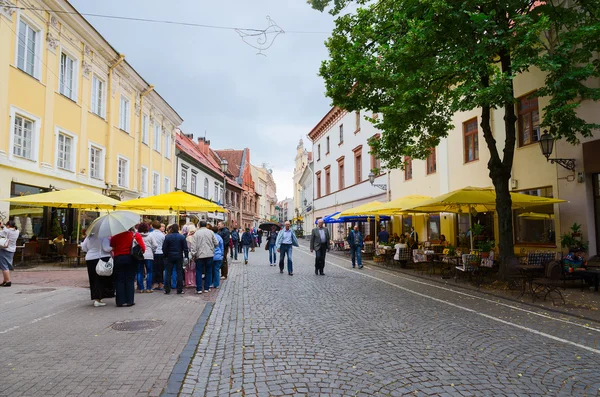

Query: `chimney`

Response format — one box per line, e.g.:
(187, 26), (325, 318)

(197, 137), (210, 156)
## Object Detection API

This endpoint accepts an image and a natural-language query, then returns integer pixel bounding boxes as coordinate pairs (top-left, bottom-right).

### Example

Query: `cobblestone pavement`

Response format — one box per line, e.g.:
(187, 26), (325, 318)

(181, 241), (600, 397)
(1, 267), (219, 397)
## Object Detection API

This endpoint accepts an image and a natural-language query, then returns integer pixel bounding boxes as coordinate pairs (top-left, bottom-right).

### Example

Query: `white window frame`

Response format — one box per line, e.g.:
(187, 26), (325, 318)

(141, 166), (149, 194)
(153, 123), (161, 153)
(58, 48), (78, 101)
(88, 141), (105, 181)
(141, 114), (149, 145)
(54, 127), (78, 173)
(164, 177), (171, 194)
(117, 155), (130, 188)
(9, 106), (41, 163)
(91, 75), (106, 118)
(119, 96), (130, 133)
(181, 168), (188, 191)
(164, 130), (171, 159)
(203, 178), (209, 198)
(15, 15), (43, 79)
(191, 173), (197, 195)
(152, 171), (160, 196)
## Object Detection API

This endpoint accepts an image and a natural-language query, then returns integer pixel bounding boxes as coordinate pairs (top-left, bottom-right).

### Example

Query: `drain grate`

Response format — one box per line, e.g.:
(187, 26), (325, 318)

(17, 288), (56, 294)
(111, 320), (165, 332)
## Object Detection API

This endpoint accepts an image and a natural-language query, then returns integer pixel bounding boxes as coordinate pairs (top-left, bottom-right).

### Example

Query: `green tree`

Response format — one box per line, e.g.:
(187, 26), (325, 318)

(310, 0), (600, 276)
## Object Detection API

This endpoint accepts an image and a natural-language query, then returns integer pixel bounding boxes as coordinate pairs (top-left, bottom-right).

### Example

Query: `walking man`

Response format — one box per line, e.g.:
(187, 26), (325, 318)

(217, 222), (231, 279)
(347, 225), (364, 269)
(230, 227), (239, 260)
(191, 221), (218, 294)
(267, 226), (278, 266)
(310, 219), (330, 276)
(276, 221), (299, 275)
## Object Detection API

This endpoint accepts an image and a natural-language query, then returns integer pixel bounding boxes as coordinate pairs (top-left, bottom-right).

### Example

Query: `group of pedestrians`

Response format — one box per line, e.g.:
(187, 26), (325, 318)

(80, 220), (233, 307)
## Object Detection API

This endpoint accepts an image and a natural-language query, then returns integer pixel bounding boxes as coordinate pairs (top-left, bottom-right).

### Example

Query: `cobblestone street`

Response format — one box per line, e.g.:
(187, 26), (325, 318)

(181, 241), (600, 397)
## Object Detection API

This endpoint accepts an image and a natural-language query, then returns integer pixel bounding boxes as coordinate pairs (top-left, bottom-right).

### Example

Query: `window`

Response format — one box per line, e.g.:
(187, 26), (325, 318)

(427, 214), (441, 241)
(339, 124), (344, 144)
(355, 111), (360, 132)
(91, 76), (105, 118)
(141, 167), (148, 193)
(164, 131), (171, 159)
(12, 115), (34, 160)
(463, 118), (479, 162)
(325, 166), (331, 195)
(57, 132), (74, 171)
(518, 93), (540, 147)
(59, 52), (77, 100)
(204, 178), (209, 198)
(214, 182), (219, 202)
(117, 157), (129, 188)
(317, 144), (321, 161)
(514, 187), (555, 245)
(89, 144), (103, 180)
(191, 174), (197, 194)
(181, 168), (188, 190)
(326, 137), (330, 154)
(16, 19), (38, 78)
(316, 171), (322, 198)
(338, 157), (345, 190)
(152, 172), (160, 195)
(404, 157), (412, 180)
(164, 177), (170, 193)
(354, 146), (363, 184)
(426, 148), (436, 175)
(141, 114), (149, 145)
(119, 96), (130, 132)
(153, 123), (161, 152)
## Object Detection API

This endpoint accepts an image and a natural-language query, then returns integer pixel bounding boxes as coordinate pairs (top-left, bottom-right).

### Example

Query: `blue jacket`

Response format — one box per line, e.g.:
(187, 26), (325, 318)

(275, 229), (299, 249)
(347, 230), (364, 249)
(241, 231), (253, 246)
(231, 230), (240, 241)
(162, 232), (189, 259)
(213, 233), (224, 261)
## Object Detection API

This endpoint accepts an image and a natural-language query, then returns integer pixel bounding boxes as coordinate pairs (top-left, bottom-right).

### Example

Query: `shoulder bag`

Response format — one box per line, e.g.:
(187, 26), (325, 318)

(131, 232), (144, 260)
(96, 257), (114, 276)
(0, 236), (9, 249)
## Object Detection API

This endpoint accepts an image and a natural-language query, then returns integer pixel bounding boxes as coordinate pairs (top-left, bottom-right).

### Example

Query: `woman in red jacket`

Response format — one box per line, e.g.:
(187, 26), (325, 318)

(110, 228), (146, 307)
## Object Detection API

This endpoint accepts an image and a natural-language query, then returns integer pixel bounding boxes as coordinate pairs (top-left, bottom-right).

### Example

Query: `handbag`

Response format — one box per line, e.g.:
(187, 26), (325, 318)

(264, 242), (269, 251)
(131, 232), (144, 260)
(96, 257), (114, 276)
(0, 236), (8, 249)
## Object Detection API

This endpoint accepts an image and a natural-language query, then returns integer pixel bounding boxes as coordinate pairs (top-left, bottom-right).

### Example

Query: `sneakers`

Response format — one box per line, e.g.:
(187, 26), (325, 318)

(93, 301), (106, 307)
(1, 281), (12, 287)
(359, 266), (364, 269)
(280, 269), (283, 274)
(177, 291), (184, 295)
(244, 260), (248, 264)
(196, 290), (202, 294)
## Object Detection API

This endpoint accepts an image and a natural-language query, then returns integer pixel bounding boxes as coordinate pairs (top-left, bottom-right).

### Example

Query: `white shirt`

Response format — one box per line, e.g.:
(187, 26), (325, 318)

(150, 229), (165, 255)
(319, 228), (326, 243)
(81, 235), (112, 260)
(0, 227), (19, 253)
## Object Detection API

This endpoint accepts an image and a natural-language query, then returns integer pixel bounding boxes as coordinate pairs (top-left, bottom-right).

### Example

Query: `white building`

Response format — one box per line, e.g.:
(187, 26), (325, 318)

(298, 159), (314, 235)
(308, 107), (389, 240)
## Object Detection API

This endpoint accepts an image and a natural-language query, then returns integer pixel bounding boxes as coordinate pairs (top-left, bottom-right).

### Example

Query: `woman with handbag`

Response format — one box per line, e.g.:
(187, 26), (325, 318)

(110, 228), (146, 307)
(81, 233), (113, 307)
(184, 225), (197, 288)
(0, 221), (19, 287)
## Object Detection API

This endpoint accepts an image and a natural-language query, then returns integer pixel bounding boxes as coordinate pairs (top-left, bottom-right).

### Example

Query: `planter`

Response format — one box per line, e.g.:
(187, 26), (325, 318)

(481, 252), (489, 259)
(373, 256), (385, 263)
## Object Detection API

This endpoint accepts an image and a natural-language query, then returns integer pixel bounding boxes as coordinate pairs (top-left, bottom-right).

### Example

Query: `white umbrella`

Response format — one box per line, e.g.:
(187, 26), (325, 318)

(87, 211), (141, 239)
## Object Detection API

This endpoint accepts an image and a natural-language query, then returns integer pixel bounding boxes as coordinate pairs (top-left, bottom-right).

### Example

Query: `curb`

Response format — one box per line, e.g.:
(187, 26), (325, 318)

(161, 302), (215, 397)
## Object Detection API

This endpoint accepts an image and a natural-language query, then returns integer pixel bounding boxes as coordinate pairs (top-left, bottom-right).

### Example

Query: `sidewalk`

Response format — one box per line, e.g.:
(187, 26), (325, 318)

(327, 249), (600, 323)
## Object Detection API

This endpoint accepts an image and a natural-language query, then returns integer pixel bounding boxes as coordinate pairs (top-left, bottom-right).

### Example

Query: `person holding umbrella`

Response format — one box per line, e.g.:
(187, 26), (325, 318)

(81, 232), (113, 306)
(110, 228), (146, 307)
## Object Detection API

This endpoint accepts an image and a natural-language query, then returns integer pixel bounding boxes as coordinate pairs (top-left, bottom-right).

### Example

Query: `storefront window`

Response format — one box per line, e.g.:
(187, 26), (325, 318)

(9, 182), (47, 239)
(427, 214), (441, 241)
(402, 215), (412, 235)
(514, 187), (555, 245)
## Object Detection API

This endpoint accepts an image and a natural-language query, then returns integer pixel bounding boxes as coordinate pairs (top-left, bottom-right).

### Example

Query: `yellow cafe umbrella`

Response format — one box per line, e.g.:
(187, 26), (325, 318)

(360, 195), (433, 215)
(517, 212), (555, 220)
(117, 190), (225, 213)
(334, 201), (385, 218)
(406, 186), (566, 249)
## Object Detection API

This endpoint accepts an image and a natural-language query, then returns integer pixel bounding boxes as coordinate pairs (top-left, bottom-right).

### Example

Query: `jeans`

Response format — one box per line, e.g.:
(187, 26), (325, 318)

(164, 257), (184, 293)
(231, 241), (238, 259)
(114, 254), (136, 306)
(269, 243), (277, 264)
(136, 259), (153, 291)
(279, 244), (293, 274)
(315, 246), (327, 274)
(212, 260), (222, 288)
(243, 245), (250, 261)
(351, 246), (362, 267)
(195, 257), (213, 291)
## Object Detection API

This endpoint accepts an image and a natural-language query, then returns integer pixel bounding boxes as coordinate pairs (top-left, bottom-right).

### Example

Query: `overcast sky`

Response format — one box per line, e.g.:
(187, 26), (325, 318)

(70, 0), (336, 199)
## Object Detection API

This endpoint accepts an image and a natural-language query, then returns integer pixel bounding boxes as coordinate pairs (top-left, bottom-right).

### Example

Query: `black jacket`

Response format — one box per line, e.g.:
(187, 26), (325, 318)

(162, 233), (189, 259)
(241, 231), (253, 246)
(218, 227), (231, 245)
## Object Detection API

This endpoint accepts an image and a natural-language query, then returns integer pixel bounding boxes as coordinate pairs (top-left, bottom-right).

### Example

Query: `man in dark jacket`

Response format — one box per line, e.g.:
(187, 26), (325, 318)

(241, 228), (254, 264)
(231, 228), (239, 260)
(347, 225), (364, 269)
(162, 224), (189, 295)
(217, 222), (231, 279)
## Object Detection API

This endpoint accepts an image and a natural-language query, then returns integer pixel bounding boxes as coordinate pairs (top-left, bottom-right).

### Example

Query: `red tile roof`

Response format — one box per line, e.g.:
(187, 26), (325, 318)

(214, 150), (244, 179)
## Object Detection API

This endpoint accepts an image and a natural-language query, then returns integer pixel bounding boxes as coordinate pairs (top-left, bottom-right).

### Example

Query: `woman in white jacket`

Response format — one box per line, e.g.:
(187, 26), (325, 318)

(0, 221), (20, 287)
(137, 223), (157, 293)
(81, 232), (113, 306)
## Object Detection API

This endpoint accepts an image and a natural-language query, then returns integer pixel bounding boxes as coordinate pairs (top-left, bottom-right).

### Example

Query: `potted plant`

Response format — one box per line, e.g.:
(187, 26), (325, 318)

(570, 222), (582, 238)
(447, 244), (457, 257)
(469, 223), (485, 243)
(477, 240), (495, 258)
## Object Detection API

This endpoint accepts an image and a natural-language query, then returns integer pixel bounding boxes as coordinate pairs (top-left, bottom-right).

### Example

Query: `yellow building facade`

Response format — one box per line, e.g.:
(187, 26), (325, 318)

(0, 0), (182, 236)
(388, 67), (600, 256)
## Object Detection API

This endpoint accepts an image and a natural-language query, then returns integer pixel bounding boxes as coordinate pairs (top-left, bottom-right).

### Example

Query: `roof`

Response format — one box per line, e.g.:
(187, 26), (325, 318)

(307, 107), (347, 142)
(175, 133), (242, 189)
(214, 150), (245, 179)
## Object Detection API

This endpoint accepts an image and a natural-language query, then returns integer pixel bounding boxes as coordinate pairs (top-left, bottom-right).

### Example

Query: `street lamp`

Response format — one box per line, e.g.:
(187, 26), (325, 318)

(368, 171), (388, 191)
(538, 130), (576, 171)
